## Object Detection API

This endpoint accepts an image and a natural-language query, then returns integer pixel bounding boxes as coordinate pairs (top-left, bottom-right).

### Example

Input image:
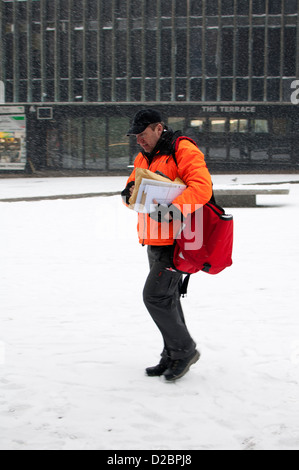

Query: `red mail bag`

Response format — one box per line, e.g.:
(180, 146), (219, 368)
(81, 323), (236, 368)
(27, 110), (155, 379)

(173, 200), (234, 275)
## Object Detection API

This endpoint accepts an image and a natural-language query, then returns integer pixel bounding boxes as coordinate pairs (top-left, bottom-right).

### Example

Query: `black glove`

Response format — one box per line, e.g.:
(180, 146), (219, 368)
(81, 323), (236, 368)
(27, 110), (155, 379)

(121, 181), (135, 205)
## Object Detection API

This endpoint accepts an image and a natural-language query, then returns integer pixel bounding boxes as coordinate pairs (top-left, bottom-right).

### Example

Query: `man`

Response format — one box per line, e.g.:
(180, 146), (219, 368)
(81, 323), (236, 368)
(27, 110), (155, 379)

(122, 109), (212, 381)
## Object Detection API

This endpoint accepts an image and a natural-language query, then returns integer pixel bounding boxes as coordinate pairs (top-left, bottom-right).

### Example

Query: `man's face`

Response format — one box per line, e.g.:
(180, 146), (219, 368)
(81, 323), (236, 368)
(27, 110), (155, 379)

(136, 124), (163, 154)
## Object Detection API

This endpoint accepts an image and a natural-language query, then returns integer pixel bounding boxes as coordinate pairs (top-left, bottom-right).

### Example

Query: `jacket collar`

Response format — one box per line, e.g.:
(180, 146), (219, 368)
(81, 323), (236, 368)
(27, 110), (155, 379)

(142, 129), (182, 163)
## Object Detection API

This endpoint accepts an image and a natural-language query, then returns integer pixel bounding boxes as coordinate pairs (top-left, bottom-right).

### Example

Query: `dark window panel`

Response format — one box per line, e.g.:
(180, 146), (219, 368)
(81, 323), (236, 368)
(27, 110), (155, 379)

(46, 80), (55, 101)
(236, 78), (249, 100)
(176, 78), (187, 100)
(190, 78), (202, 100)
(19, 80), (27, 102)
(46, 31), (55, 79)
(222, 28), (234, 76)
(30, 19), (42, 80)
(74, 31), (83, 79)
(102, 79), (112, 101)
(252, 78), (264, 101)
(190, 28), (202, 76)
(86, 32), (98, 78)
(206, 0), (219, 16)
(237, 1), (249, 15)
(116, 79), (127, 101)
(222, 0), (234, 15)
(176, 29), (187, 77)
(145, 0), (157, 19)
(115, 0), (128, 18)
(116, 31), (127, 78)
(60, 80), (69, 101)
(74, 79), (83, 99)
(102, 30), (112, 78)
(252, 0), (266, 15)
(131, 30), (142, 78)
(268, 28), (281, 76)
(32, 80), (41, 101)
(236, 28), (249, 76)
(73, 0), (83, 22)
(284, 28), (296, 76)
(3, 1), (13, 22)
(145, 78), (156, 101)
(101, 1), (112, 24)
(60, 1), (69, 20)
(87, 80), (98, 101)
(269, 0), (281, 15)
(221, 79), (233, 100)
(145, 30), (157, 78)
(131, 78), (141, 101)
(206, 29), (218, 76)
(160, 78), (171, 101)
(252, 28), (265, 77)
(176, 0), (187, 17)
(161, 0), (172, 18)
(5, 81), (13, 102)
(131, 0), (142, 18)
(267, 78), (280, 101)
(206, 79), (217, 100)
(190, 0), (202, 16)
(87, 0), (98, 20)
(32, 1), (41, 21)
(285, 0), (298, 15)
(60, 31), (69, 78)
(4, 33), (14, 80)
(46, 0), (55, 21)
(161, 29), (172, 77)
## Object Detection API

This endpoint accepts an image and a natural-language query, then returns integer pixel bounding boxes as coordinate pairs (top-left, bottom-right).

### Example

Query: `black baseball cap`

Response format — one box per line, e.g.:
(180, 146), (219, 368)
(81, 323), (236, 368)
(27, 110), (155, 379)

(127, 109), (162, 136)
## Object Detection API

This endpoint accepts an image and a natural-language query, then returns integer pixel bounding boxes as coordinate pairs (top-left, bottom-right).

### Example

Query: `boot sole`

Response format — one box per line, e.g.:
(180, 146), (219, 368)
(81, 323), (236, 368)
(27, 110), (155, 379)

(164, 351), (201, 382)
(145, 369), (167, 377)
(145, 364), (170, 377)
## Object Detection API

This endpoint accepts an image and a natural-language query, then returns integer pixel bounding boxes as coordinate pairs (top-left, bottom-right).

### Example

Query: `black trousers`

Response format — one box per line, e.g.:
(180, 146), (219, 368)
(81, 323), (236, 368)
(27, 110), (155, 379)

(143, 245), (196, 360)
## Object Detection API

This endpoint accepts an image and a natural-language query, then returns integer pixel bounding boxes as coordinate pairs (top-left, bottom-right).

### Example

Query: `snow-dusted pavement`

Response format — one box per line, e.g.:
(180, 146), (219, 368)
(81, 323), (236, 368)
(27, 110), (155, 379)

(0, 175), (299, 450)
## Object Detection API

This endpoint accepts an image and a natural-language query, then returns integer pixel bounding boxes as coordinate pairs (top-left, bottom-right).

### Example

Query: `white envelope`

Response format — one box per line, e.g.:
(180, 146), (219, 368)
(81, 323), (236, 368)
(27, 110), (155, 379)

(134, 178), (186, 213)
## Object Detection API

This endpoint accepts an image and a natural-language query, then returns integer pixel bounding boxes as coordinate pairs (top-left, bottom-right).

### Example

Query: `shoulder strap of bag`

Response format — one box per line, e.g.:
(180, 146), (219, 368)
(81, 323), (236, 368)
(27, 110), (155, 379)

(179, 275), (191, 298)
(172, 136), (217, 297)
(170, 135), (199, 167)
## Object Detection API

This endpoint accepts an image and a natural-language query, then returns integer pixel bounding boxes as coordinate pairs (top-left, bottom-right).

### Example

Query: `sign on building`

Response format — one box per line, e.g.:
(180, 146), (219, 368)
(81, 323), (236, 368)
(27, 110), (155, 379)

(0, 111), (26, 171)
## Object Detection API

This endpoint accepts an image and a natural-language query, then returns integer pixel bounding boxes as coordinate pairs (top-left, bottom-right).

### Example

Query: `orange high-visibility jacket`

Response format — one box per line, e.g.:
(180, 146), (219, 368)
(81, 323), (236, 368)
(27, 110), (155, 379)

(124, 138), (213, 246)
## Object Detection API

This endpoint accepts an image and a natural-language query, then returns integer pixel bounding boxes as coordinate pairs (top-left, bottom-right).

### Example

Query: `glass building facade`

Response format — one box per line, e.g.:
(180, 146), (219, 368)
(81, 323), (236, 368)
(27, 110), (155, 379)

(0, 0), (299, 171)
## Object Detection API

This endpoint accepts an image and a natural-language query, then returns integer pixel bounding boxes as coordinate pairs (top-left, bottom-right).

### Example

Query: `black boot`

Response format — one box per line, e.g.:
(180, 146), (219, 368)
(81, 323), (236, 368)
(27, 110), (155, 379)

(146, 351), (171, 377)
(163, 350), (200, 382)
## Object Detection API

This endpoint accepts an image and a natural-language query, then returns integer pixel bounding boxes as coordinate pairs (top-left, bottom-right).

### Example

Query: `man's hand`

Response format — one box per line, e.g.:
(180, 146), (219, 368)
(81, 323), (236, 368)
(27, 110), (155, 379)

(149, 200), (184, 223)
(149, 200), (173, 223)
(121, 181), (136, 205)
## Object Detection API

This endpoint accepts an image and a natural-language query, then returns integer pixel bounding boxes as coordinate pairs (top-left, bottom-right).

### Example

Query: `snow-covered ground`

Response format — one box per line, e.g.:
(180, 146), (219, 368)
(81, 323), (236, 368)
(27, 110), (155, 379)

(1, 173), (299, 200)
(0, 176), (126, 200)
(0, 175), (299, 450)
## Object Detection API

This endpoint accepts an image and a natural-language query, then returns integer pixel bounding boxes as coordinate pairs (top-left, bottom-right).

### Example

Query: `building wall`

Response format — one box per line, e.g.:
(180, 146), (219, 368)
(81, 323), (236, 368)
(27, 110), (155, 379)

(1, 0), (299, 104)
(0, 0), (299, 172)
